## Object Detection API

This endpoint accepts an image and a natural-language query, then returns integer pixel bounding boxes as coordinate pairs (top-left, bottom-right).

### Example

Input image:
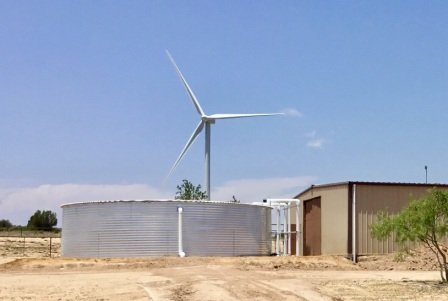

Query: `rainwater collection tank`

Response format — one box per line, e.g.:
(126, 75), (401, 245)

(61, 200), (271, 257)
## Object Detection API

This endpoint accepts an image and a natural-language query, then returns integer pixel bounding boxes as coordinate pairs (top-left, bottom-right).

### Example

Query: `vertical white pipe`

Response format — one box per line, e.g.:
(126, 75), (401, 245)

(178, 207), (185, 257)
(276, 208), (280, 255)
(352, 184), (357, 263)
(283, 206), (287, 255)
(288, 202), (291, 255)
(296, 200), (300, 256)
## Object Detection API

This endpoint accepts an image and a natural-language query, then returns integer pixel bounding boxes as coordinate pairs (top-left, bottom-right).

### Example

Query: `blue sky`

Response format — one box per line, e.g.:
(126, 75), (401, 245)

(1, 1), (448, 225)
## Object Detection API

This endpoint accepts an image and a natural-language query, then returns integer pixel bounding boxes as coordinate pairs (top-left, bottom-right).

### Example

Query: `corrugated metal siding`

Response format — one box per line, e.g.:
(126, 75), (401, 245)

(62, 200), (271, 257)
(181, 202), (271, 256)
(356, 209), (416, 255)
(356, 184), (431, 255)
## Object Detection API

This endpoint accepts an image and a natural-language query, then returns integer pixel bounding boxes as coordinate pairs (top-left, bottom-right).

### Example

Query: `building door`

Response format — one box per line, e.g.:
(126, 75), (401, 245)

(303, 197), (321, 255)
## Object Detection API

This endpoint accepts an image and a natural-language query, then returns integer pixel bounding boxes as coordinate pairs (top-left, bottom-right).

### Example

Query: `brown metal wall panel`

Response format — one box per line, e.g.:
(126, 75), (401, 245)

(356, 184), (433, 255)
(303, 197), (321, 255)
(320, 185), (349, 255)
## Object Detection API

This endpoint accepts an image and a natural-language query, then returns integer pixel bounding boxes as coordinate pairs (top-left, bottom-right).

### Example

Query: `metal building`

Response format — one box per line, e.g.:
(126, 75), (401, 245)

(293, 181), (448, 260)
(61, 200), (271, 257)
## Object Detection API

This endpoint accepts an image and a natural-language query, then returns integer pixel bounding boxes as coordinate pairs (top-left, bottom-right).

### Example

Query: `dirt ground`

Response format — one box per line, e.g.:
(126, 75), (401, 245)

(1, 238), (448, 300)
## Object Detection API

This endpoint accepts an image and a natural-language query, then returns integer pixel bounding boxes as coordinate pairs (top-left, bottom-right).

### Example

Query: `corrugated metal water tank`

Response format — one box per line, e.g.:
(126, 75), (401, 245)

(61, 200), (271, 257)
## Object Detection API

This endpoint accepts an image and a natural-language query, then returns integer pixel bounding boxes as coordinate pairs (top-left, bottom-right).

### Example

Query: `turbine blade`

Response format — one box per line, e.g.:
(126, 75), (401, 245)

(166, 50), (205, 117)
(208, 113), (284, 120)
(166, 121), (205, 180)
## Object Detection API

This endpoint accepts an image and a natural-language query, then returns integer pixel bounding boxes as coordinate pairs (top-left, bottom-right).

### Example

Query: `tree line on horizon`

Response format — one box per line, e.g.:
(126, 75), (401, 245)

(0, 209), (58, 231)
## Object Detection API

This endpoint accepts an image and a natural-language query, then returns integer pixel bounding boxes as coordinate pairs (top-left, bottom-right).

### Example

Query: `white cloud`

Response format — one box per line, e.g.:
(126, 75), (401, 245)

(305, 130), (326, 149)
(306, 138), (326, 149)
(212, 176), (316, 202)
(0, 184), (171, 226)
(280, 108), (303, 117)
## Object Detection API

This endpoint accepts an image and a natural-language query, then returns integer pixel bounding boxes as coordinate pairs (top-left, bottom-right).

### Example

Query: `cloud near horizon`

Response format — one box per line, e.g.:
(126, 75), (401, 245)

(0, 176), (316, 226)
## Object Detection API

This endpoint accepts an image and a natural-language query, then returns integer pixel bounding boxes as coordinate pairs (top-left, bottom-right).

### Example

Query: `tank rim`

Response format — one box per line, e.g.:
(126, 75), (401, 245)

(60, 199), (271, 209)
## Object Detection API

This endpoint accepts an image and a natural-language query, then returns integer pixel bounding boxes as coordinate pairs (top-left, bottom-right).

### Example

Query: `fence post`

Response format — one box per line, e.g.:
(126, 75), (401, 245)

(49, 237), (52, 257)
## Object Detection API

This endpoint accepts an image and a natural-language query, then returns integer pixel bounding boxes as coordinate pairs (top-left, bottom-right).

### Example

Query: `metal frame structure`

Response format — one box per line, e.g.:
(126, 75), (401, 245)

(253, 198), (301, 256)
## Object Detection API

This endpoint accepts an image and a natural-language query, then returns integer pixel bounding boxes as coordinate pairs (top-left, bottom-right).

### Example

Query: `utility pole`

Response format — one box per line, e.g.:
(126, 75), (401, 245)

(425, 165), (428, 184)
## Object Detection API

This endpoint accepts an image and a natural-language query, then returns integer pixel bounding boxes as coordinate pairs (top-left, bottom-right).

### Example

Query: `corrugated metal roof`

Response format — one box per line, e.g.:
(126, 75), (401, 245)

(294, 181), (448, 198)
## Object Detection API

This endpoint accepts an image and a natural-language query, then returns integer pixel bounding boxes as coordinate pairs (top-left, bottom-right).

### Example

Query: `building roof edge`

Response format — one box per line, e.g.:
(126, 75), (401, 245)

(294, 181), (448, 199)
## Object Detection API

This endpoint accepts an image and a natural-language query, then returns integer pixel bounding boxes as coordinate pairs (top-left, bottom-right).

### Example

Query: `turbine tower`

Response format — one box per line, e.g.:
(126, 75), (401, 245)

(166, 51), (282, 200)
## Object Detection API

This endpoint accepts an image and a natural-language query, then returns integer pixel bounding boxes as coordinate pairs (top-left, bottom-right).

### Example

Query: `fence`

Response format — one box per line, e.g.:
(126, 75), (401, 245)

(0, 228), (61, 257)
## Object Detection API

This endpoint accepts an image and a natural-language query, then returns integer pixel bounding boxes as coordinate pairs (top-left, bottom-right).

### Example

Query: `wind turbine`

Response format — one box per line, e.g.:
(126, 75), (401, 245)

(166, 51), (282, 200)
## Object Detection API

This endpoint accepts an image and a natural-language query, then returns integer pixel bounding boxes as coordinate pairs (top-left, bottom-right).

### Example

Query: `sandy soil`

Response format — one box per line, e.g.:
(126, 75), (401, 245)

(1, 238), (448, 300)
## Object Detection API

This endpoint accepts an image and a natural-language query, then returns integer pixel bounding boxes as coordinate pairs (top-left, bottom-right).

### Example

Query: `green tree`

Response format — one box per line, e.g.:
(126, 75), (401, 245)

(175, 179), (207, 200)
(27, 210), (58, 231)
(0, 219), (13, 228)
(371, 189), (448, 283)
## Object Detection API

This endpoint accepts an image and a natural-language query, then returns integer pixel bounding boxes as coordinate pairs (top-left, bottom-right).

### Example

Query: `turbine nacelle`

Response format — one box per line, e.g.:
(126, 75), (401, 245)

(201, 116), (216, 124)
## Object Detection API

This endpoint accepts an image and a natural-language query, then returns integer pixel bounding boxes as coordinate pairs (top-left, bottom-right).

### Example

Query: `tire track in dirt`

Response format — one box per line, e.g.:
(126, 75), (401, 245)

(138, 265), (330, 301)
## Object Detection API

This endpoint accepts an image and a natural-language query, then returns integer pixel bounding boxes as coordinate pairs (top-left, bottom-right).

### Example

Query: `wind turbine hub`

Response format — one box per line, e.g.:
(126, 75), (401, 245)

(201, 116), (215, 124)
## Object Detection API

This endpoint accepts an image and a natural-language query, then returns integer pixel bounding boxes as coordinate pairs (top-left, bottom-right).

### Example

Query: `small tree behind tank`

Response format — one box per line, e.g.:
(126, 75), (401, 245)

(175, 179), (207, 200)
